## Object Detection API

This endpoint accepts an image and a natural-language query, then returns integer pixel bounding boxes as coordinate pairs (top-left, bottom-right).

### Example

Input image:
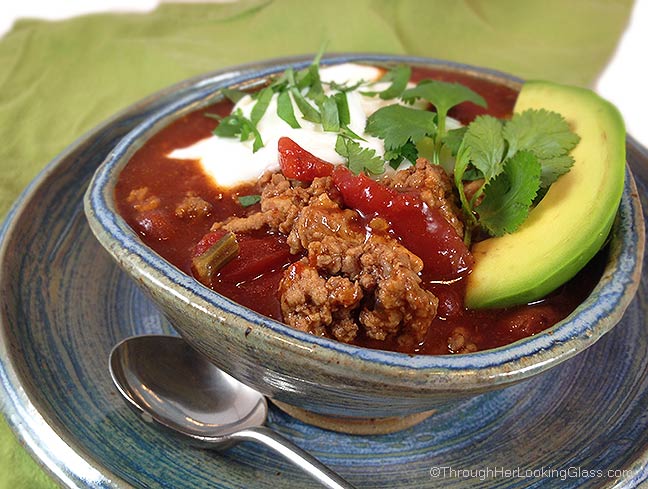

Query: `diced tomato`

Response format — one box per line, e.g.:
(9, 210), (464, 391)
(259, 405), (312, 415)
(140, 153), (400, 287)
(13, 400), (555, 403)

(216, 232), (293, 284)
(332, 166), (473, 280)
(278, 137), (333, 181)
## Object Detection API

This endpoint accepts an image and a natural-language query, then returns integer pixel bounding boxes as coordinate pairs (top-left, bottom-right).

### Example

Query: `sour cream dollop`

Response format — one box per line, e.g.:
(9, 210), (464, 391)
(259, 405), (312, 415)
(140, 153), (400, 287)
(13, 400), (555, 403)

(168, 63), (404, 188)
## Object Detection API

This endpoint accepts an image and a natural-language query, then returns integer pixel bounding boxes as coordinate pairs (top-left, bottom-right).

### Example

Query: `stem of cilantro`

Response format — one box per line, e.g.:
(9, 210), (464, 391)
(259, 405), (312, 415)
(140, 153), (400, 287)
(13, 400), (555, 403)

(454, 145), (477, 247)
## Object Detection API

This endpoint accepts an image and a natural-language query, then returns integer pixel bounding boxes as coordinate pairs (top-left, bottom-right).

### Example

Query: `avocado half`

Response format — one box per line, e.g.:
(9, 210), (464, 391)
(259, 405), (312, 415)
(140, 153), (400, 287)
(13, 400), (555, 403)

(464, 81), (626, 309)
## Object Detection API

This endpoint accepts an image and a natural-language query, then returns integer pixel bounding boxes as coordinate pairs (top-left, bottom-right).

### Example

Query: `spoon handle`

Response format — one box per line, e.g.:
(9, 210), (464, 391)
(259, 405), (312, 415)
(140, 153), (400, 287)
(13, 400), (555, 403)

(231, 426), (356, 489)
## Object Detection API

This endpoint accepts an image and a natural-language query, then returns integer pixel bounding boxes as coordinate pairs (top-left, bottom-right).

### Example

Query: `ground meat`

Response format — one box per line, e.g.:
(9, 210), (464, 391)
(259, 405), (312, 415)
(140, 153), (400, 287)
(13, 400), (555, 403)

(175, 191), (212, 218)
(127, 187), (160, 212)
(212, 164), (459, 346)
(383, 158), (464, 237)
(279, 260), (362, 342)
(287, 192), (364, 257)
(447, 327), (478, 354)
(357, 235), (438, 347)
(212, 172), (341, 236)
(278, 194), (438, 345)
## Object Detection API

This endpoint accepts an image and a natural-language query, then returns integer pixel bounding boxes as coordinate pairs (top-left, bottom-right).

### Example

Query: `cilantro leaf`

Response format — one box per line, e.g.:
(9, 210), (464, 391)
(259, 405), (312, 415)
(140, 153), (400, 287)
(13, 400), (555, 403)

(387, 141), (418, 169)
(285, 68), (321, 123)
(338, 125), (365, 141)
(454, 145), (473, 210)
(238, 194), (261, 207)
(462, 115), (506, 183)
(504, 109), (580, 158)
(334, 92), (350, 126)
(403, 80), (487, 114)
(221, 88), (247, 104)
(306, 64), (325, 104)
(503, 109), (580, 187)
(402, 80), (486, 137)
(377, 65), (412, 100)
(327, 79), (364, 93)
(320, 95), (340, 132)
(538, 154), (576, 188)
(270, 68), (291, 92)
(365, 104), (436, 151)
(213, 109), (264, 153)
(442, 126), (468, 156)
(462, 166), (485, 181)
(291, 87), (321, 123)
(294, 63), (315, 90)
(476, 151), (541, 236)
(250, 86), (273, 126)
(276, 91), (300, 129)
(335, 136), (384, 175)
(211, 112), (240, 138)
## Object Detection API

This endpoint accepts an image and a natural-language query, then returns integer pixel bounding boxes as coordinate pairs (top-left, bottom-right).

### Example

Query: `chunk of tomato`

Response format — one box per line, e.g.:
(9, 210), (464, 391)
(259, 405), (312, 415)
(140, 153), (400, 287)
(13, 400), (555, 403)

(216, 232), (292, 284)
(332, 166), (473, 280)
(278, 137), (333, 181)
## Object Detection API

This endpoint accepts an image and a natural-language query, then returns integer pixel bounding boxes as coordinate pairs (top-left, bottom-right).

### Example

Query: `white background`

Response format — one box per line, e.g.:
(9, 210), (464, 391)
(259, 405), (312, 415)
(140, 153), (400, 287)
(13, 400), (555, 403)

(1, 0), (647, 148)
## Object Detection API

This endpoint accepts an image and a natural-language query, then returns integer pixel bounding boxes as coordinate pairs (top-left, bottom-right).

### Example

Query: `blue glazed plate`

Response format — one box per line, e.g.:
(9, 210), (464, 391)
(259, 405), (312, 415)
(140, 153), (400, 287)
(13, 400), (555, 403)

(1, 57), (648, 488)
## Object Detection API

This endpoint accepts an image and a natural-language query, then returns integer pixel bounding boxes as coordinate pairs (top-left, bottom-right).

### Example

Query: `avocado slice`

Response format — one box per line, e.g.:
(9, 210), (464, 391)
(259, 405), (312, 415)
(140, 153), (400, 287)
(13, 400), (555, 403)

(465, 81), (626, 309)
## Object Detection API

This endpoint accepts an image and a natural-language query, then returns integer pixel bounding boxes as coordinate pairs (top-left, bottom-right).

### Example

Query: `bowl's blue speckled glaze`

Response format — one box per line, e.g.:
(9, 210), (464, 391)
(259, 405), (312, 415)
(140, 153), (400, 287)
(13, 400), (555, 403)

(84, 54), (644, 421)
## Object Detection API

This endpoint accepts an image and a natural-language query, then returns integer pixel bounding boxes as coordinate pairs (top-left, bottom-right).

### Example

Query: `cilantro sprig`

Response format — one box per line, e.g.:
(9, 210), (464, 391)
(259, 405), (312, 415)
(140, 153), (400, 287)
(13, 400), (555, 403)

(364, 78), (579, 241)
(454, 110), (580, 241)
(402, 80), (486, 158)
(365, 79), (486, 167)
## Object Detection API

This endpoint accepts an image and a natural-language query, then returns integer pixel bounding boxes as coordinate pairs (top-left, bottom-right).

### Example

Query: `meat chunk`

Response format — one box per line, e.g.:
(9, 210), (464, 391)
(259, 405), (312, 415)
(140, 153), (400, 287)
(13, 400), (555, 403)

(279, 260), (362, 342)
(287, 192), (364, 256)
(127, 187), (160, 212)
(212, 172), (341, 236)
(175, 191), (212, 218)
(279, 199), (438, 345)
(447, 327), (478, 354)
(357, 235), (438, 347)
(383, 158), (464, 237)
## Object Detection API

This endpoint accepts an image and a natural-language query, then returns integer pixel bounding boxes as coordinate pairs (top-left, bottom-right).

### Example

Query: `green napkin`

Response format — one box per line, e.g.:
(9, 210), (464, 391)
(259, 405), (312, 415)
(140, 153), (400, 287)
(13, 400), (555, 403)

(0, 0), (633, 486)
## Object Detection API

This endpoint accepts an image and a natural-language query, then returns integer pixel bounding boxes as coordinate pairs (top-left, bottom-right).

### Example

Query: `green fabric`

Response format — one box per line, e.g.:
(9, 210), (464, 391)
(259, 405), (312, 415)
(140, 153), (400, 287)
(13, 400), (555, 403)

(0, 0), (633, 486)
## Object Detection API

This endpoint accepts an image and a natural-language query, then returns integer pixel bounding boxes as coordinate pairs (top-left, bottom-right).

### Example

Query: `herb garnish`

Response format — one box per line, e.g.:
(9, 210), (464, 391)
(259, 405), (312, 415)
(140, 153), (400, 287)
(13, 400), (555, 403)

(362, 65), (411, 100)
(335, 136), (384, 175)
(237, 194), (262, 207)
(403, 81), (487, 151)
(365, 104), (436, 167)
(210, 109), (264, 153)
(366, 79), (487, 167)
(454, 109), (580, 241)
(211, 53), (580, 240)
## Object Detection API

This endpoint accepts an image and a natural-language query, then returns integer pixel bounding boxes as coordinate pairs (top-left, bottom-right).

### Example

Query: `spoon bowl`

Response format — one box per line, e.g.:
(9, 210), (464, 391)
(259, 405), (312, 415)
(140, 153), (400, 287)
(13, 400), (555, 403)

(109, 334), (267, 443)
(109, 335), (355, 489)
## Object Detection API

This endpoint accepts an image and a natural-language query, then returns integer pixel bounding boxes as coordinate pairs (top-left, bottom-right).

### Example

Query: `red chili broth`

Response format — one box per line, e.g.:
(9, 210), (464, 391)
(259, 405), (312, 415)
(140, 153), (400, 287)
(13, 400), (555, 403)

(115, 66), (602, 355)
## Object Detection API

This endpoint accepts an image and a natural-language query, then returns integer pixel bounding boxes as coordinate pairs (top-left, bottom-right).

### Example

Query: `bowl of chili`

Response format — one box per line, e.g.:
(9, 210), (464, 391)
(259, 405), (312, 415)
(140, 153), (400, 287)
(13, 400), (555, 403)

(84, 54), (644, 434)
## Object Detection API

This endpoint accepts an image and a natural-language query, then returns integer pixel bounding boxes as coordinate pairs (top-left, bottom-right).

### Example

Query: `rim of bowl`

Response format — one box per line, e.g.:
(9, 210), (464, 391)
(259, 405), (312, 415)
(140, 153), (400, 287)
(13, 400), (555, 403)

(84, 53), (645, 387)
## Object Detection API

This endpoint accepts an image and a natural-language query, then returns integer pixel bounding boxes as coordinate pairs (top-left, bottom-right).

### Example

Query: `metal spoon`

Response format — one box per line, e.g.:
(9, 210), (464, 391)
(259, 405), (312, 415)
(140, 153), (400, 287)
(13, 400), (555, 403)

(109, 335), (355, 489)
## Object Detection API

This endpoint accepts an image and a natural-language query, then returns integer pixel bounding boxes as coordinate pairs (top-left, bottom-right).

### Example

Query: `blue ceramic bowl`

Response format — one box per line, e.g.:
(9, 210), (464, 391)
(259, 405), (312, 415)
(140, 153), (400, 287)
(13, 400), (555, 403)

(84, 54), (644, 433)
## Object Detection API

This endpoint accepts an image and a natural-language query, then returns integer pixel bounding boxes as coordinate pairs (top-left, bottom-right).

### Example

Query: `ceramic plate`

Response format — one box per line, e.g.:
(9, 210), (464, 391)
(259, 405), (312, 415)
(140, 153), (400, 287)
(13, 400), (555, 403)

(1, 57), (648, 488)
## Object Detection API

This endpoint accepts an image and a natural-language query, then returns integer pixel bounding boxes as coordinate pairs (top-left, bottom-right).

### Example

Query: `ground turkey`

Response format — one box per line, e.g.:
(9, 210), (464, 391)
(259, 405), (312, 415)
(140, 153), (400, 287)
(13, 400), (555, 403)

(209, 160), (464, 347)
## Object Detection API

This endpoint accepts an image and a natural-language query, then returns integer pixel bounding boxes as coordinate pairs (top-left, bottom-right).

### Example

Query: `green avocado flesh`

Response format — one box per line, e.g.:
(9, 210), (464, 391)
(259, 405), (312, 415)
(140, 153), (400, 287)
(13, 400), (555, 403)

(464, 81), (626, 309)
